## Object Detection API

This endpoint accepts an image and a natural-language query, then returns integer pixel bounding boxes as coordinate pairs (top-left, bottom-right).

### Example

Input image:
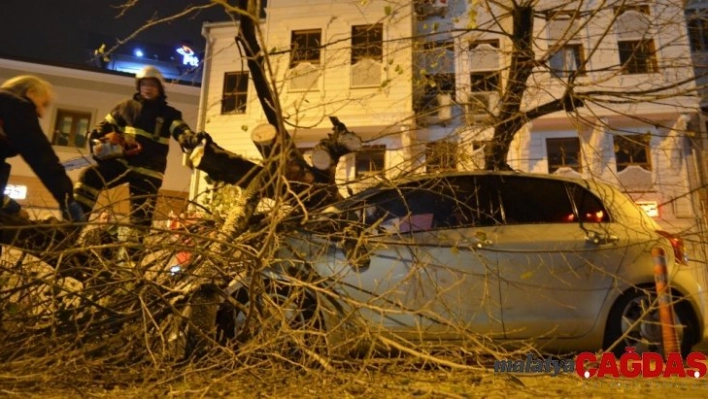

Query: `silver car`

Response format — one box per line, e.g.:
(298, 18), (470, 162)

(217, 171), (707, 356)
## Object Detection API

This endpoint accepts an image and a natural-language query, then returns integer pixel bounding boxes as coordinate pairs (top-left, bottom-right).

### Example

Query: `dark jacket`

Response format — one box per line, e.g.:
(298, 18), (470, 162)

(95, 93), (195, 174)
(0, 89), (74, 207)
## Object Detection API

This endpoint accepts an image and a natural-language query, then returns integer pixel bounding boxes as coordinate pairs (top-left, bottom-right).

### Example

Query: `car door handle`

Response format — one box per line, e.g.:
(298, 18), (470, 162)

(586, 231), (619, 245)
(460, 232), (493, 248)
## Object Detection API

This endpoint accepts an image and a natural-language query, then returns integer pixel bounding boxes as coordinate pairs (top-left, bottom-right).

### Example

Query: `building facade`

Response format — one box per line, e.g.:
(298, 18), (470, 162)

(1, 57), (198, 220)
(195, 0), (707, 261)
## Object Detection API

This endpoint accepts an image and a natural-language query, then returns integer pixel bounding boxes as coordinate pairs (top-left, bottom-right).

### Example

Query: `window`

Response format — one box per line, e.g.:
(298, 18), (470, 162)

(618, 40), (657, 74)
(291, 29), (322, 68)
(470, 71), (500, 92)
(52, 109), (91, 148)
(222, 72), (249, 114)
(613, 134), (651, 171)
(569, 183), (610, 223)
(355, 145), (386, 177)
(425, 141), (457, 172)
(546, 12), (584, 77)
(550, 44), (585, 77)
(469, 40), (500, 91)
(546, 137), (582, 173)
(416, 73), (456, 113)
(615, 7), (656, 74)
(686, 9), (708, 52)
(362, 183), (463, 233)
(494, 176), (576, 224)
(351, 24), (383, 63)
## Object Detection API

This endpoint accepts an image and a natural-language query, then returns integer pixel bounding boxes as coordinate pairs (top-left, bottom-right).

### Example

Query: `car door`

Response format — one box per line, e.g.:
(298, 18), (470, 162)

(318, 179), (503, 339)
(487, 175), (627, 339)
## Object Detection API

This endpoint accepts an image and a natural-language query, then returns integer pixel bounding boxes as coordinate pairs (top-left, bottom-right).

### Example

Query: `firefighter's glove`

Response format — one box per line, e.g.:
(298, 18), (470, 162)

(179, 131), (211, 153)
(62, 201), (86, 223)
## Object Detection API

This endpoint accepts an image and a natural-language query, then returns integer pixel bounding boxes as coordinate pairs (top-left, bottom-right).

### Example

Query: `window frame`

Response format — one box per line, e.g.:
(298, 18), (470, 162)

(615, 7), (657, 75)
(416, 73), (456, 113)
(355, 144), (386, 177)
(546, 137), (582, 173)
(425, 140), (458, 173)
(351, 24), (383, 64)
(469, 40), (501, 92)
(290, 29), (322, 68)
(613, 133), (652, 172)
(686, 9), (708, 52)
(618, 39), (657, 74)
(550, 44), (586, 78)
(470, 71), (501, 92)
(221, 71), (249, 115)
(52, 108), (92, 148)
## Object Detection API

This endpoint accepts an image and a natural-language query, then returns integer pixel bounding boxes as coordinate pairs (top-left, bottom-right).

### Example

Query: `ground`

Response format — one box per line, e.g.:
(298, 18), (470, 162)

(4, 366), (708, 398)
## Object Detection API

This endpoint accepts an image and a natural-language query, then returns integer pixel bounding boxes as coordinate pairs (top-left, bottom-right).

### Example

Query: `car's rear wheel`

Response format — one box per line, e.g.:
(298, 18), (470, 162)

(215, 281), (325, 362)
(604, 287), (697, 357)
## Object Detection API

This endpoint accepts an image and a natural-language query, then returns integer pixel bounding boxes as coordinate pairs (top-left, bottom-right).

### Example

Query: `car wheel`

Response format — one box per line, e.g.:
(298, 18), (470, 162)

(215, 281), (324, 360)
(604, 287), (697, 357)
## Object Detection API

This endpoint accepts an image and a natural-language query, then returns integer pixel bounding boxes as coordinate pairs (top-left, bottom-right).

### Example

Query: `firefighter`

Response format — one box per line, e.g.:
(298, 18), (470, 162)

(0, 75), (85, 223)
(73, 66), (207, 262)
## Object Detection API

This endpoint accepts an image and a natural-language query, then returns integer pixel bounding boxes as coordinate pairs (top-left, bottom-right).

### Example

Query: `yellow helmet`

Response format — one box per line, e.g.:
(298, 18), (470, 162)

(135, 66), (165, 95)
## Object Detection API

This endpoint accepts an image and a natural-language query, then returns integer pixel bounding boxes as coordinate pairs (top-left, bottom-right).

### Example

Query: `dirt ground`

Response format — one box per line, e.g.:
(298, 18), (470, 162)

(5, 366), (708, 398)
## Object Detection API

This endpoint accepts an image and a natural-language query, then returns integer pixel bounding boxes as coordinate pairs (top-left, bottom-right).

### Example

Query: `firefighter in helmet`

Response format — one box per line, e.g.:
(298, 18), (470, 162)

(73, 66), (208, 261)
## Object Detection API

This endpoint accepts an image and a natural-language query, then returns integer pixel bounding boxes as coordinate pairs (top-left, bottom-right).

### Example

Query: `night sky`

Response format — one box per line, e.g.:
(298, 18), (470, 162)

(0, 0), (230, 67)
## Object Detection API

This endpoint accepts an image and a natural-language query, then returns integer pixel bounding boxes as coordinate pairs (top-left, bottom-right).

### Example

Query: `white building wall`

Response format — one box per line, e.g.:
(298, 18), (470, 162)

(197, 0), (415, 199)
(197, 0), (703, 251)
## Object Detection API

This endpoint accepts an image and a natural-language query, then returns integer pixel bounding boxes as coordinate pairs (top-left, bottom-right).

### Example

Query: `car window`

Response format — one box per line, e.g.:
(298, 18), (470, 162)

(568, 183), (611, 223)
(494, 176), (576, 224)
(447, 176), (503, 227)
(362, 183), (460, 233)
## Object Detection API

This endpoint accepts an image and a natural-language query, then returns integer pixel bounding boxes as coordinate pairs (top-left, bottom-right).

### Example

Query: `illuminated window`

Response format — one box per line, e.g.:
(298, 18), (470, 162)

(290, 29), (322, 68)
(546, 137), (582, 173)
(613, 134), (652, 171)
(222, 72), (249, 114)
(52, 109), (91, 148)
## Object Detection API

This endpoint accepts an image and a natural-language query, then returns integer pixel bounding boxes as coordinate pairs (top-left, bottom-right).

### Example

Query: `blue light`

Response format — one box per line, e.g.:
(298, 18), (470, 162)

(134, 49), (144, 57)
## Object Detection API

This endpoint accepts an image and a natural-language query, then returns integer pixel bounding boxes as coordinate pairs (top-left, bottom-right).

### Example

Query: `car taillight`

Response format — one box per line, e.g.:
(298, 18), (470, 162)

(657, 230), (689, 265)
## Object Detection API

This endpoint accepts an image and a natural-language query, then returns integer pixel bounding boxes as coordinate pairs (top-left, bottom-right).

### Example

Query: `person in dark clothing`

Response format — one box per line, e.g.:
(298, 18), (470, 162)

(73, 66), (206, 262)
(0, 75), (85, 256)
(0, 76), (85, 218)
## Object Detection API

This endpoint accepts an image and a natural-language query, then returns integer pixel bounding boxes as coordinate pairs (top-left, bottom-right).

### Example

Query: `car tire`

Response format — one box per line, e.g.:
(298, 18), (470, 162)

(215, 281), (324, 360)
(604, 286), (698, 358)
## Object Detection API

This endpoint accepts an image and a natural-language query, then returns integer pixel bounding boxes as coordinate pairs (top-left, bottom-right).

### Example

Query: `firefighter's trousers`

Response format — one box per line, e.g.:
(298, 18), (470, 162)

(74, 159), (163, 259)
